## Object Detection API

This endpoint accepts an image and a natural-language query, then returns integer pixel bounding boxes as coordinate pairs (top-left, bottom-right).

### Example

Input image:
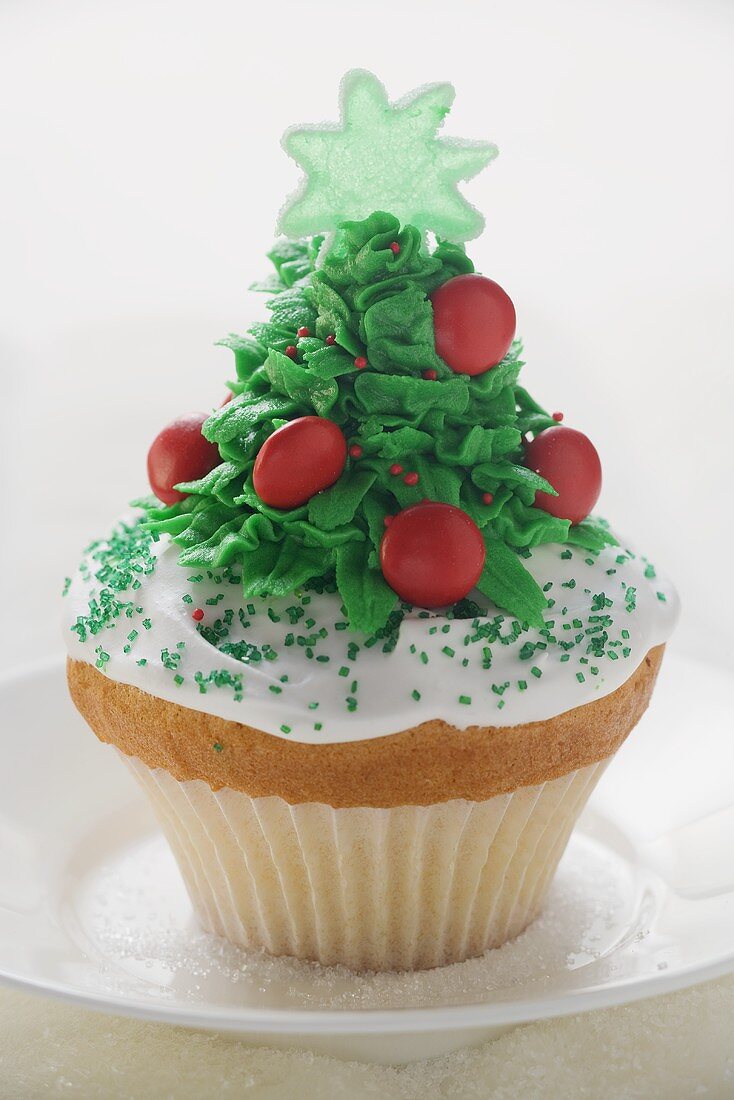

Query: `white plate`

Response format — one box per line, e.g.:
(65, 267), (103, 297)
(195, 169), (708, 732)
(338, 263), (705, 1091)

(0, 654), (732, 1065)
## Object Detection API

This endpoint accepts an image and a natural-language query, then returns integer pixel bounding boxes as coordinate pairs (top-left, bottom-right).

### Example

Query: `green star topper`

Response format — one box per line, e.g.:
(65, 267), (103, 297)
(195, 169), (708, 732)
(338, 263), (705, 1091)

(278, 70), (498, 243)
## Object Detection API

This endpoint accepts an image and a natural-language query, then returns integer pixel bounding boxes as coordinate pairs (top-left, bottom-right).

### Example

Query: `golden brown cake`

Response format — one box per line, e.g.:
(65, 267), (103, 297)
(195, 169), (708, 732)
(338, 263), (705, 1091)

(63, 71), (679, 971)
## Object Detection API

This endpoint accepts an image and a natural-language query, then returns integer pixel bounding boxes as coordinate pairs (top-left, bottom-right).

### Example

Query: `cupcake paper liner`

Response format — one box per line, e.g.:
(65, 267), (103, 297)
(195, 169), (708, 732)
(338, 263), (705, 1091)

(124, 754), (608, 971)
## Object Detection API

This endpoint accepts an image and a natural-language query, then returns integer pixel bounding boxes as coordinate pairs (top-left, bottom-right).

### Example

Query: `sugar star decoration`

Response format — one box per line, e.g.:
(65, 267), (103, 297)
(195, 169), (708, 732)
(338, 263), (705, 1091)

(278, 70), (498, 243)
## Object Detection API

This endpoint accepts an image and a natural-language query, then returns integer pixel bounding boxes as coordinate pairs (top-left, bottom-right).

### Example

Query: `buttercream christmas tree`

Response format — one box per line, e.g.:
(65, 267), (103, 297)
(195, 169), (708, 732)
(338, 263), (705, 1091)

(143, 71), (613, 636)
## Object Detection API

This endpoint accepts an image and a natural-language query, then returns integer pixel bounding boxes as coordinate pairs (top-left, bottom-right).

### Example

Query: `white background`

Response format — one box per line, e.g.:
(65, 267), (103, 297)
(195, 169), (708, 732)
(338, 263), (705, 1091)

(1, 0), (732, 673)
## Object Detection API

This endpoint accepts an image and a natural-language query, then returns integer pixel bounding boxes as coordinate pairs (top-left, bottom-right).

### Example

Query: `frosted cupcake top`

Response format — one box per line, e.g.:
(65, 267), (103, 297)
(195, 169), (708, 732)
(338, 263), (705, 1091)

(63, 72), (679, 741)
(62, 520), (678, 742)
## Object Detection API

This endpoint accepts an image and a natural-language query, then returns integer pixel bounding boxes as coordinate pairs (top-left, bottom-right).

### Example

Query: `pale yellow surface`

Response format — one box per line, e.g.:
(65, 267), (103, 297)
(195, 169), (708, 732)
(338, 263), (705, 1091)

(127, 757), (606, 970)
(1, 979), (733, 1098)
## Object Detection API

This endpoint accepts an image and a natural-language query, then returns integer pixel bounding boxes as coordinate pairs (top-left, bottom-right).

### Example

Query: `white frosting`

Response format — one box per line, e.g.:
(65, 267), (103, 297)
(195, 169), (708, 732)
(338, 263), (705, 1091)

(63, 522), (678, 744)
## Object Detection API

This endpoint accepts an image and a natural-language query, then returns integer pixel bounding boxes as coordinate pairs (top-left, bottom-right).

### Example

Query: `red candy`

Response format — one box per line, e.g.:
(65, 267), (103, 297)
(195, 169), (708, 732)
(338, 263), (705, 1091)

(253, 416), (347, 510)
(524, 426), (602, 525)
(147, 413), (220, 506)
(354, 356), (368, 370)
(430, 274), (516, 376)
(380, 502), (486, 608)
(403, 471), (419, 486)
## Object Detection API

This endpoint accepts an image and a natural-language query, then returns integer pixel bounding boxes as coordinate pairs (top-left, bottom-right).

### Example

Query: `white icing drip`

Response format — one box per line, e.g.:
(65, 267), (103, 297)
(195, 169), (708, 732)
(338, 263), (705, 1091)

(63, 525), (678, 744)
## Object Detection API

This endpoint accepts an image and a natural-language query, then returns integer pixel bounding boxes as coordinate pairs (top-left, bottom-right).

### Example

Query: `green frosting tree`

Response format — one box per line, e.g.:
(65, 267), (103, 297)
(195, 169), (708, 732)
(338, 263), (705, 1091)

(143, 209), (614, 636)
(141, 73), (614, 635)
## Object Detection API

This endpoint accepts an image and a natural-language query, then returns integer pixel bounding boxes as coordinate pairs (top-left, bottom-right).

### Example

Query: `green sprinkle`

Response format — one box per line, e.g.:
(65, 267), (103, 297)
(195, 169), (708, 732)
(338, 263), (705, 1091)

(173, 674), (184, 686)
(657, 591), (667, 603)
(62, 577), (72, 597)
(314, 722), (323, 731)
(280, 724), (291, 734)
(213, 742), (223, 753)
(530, 666), (542, 678)
(644, 563), (657, 579)
(576, 672), (586, 683)
(338, 666), (349, 677)
(136, 658), (147, 667)
(518, 680), (527, 691)
(441, 645), (455, 658)
(459, 694), (472, 705)
(412, 689), (421, 701)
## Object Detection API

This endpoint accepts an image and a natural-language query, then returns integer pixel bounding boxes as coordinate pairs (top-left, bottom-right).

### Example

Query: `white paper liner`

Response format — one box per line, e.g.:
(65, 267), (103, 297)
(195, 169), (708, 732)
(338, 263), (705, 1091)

(123, 755), (609, 971)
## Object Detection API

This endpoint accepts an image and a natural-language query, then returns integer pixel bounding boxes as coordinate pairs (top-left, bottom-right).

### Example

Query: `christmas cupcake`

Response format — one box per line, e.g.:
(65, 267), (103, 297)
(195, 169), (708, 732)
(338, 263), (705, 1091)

(64, 72), (678, 972)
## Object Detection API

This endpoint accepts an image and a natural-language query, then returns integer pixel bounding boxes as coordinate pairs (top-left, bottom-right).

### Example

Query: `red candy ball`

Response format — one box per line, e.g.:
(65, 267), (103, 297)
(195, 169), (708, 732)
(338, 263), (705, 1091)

(147, 413), (220, 506)
(430, 274), (516, 376)
(253, 416), (347, 510)
(524, 426), (602, 525)
(380, 502), (486, 608)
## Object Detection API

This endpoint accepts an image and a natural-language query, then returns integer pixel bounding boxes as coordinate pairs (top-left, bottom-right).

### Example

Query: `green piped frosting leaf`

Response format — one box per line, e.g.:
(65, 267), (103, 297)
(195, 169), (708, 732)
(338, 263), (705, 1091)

(140, 211), (616, 636)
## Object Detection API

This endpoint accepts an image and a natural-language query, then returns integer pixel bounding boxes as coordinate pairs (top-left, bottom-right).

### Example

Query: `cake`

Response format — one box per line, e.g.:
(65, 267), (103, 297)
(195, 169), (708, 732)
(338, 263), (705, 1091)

(64, 71), (679, 972)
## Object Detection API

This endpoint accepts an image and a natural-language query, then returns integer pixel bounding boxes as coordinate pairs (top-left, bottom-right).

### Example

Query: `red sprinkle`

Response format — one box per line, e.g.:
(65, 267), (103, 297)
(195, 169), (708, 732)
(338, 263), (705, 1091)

(422, 369), (438, 381)
(404, 471), (419, 486)
(389, 463), (404, 476)
(348, 444), (363, 458)
(192, 608), (204, 622)
(383, 515), (394, 527)
(325, 334), (336, 346)
(482, 492), (494, 505)
(389, 241), (401, 255)
(552, 411), (564, 422)
(354, 356), (368, 370)
(284, 345), (298, 359)
(296, 326), (310, 338)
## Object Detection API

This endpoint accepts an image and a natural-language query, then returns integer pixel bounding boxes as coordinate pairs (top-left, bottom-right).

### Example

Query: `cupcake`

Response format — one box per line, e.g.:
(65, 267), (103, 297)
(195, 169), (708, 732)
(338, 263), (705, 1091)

(64, 72), (678, 972)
